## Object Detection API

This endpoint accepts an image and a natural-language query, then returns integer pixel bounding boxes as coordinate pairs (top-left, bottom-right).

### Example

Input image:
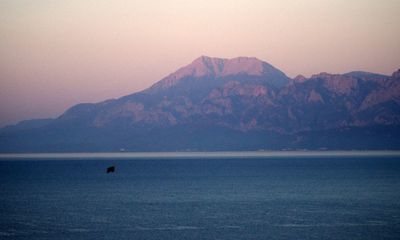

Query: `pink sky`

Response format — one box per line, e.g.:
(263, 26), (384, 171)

(1, 0), (400, 127)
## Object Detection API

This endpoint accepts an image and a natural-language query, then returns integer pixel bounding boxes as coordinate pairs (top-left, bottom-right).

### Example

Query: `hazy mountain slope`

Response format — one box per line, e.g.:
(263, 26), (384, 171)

(1, 57), (399, 152)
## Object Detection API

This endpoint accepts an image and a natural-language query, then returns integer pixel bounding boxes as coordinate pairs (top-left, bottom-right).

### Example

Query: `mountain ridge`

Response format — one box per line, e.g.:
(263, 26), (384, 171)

(147, 56), (290, 92)
(1, 56), (399, 152)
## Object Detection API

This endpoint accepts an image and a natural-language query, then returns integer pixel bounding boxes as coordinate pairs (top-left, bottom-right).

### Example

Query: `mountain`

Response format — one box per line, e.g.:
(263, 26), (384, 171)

(1, 56), (399, 152)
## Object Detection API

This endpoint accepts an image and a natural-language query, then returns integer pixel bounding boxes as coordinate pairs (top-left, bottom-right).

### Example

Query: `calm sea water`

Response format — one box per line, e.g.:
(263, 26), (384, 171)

(1, 154), (400, 239)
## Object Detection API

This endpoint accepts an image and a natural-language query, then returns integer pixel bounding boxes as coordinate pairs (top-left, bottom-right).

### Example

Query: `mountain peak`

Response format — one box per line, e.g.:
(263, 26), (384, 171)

(189, 55), (226, 76)
(193, 55), (222, 62)
(190, 56), (266, 76)
(310, 72), (335, 79)
(148, 56), (290, 91)
(392, 69), (400, 79)
(294, 74), (307, 82)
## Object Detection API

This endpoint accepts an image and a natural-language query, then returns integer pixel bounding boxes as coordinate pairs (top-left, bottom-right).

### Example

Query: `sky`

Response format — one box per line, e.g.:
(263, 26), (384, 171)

(0, 0), (399, 127)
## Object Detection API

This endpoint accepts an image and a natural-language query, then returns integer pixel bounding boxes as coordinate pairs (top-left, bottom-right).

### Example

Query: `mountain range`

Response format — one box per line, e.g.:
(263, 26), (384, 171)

(1, 56), (400, 152)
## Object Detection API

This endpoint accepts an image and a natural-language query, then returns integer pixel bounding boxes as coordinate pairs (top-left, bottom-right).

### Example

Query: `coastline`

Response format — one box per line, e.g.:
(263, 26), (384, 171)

(1, 150), (400, 160)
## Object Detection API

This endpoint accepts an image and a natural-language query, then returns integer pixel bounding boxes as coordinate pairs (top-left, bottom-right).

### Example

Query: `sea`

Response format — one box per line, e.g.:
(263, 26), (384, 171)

(1, 151), (400, 240)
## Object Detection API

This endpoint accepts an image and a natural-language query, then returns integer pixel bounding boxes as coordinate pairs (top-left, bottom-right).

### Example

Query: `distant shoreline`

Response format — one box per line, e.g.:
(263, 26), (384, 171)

(1, 151), (400, 160)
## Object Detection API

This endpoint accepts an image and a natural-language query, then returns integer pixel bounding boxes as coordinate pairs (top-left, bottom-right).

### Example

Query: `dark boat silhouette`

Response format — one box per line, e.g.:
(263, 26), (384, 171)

(106, 166), (115, 173)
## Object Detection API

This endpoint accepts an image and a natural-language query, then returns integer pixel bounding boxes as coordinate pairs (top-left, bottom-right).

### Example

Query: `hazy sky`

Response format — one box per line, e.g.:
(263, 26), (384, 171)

(1, 0), (399, 127)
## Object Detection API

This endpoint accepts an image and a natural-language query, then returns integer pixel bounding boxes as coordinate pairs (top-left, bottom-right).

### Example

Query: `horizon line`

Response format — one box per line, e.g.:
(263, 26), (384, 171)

(1, 150), (400, 160)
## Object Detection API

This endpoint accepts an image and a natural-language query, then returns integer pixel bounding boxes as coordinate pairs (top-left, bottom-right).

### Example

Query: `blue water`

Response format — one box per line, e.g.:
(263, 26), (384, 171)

(1, 156), (400, 239)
